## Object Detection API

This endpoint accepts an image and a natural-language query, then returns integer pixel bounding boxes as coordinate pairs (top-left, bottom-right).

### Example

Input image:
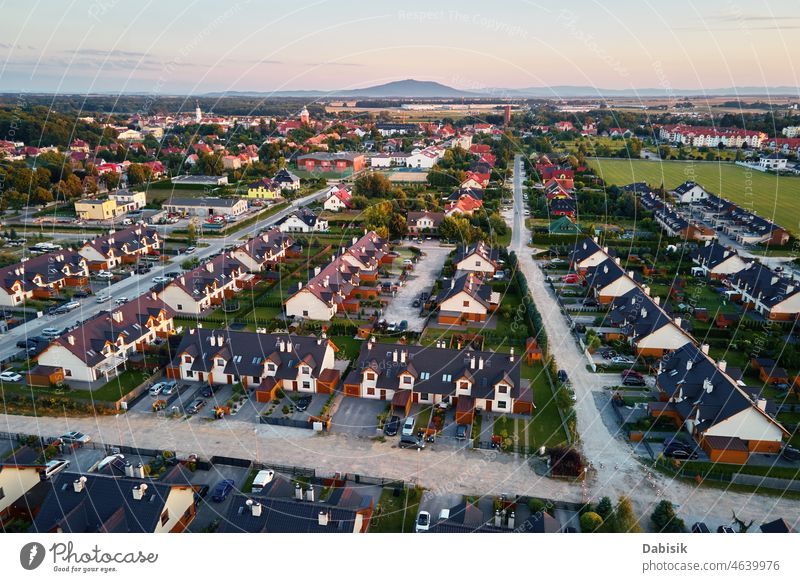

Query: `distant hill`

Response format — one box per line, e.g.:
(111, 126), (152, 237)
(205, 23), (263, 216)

(204, 79), (477, 98)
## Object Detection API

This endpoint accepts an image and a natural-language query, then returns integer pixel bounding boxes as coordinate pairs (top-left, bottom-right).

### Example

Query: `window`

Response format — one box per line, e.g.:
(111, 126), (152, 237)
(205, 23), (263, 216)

(184, 356), (192, 363)
(302, 310), (309, 317)
(301, 367), (310, 375)
(403, 375), (412, 384)
(367, 372), (376, 381)
(420, 372), (430, 380)
(476, 261), (481, 266)
(65, 369), (72, 377)
(497, 384), (508, 394)
(160, 509), (169, 526)
(463, 300), (470, 307)
(497, 401), (507, 409)
(0, 487), (4, 501)
(442, 374), (452, 382)
(216, 359), (225, 367)
(367, 387), (375, 396)
(252, 376), (259, 384)
(186, 370), (193, 378)
(459, 381), (469, 390)
(177, 304), (183, 310)
(267, 363), (276, 372)
(302, 381), (311, 389)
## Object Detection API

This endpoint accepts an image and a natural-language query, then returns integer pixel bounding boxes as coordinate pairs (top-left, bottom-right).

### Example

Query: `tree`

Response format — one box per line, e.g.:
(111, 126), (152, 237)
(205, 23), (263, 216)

(32, 186), (53, 205)
(127, 163), (147, 185)
(103, 171), (121, 190)
(580, 511), (604, 532)
(83, 175), (98, 194)
(353, 173), (393, 198)
(650, 500), (686, 533)
(186, 221), (199, 245)
(349, 195), (368, 210)
(611, 496), (642, 533)
(595, 497), (613, 521)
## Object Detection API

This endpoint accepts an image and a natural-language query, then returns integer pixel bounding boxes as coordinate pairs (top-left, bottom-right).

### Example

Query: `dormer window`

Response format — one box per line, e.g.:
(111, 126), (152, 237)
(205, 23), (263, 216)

(301, 366), (310, 375)
(216, 359), (225, 367)
(267, 363), (276, 372)
(403, 375), (413, 384)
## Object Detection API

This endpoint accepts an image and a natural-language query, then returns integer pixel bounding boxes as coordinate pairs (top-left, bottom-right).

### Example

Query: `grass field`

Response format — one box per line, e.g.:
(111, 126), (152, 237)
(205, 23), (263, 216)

(588, 158), (800, 234)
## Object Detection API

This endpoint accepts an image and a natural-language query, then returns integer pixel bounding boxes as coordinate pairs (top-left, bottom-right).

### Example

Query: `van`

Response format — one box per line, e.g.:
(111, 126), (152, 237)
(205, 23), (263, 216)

(39, 458), (70, 480)
(96, 293), (111, 303)
(251, 469), (275, 493)
(402, 417), (415, 436)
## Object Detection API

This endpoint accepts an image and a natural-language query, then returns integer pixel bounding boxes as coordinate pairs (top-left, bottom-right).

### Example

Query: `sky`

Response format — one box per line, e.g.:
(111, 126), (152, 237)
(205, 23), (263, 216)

(0, 0), (799, 94)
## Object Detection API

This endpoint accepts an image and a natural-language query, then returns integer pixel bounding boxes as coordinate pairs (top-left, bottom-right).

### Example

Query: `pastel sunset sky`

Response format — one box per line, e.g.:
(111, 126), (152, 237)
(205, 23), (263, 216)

(1, 0), (798, 93)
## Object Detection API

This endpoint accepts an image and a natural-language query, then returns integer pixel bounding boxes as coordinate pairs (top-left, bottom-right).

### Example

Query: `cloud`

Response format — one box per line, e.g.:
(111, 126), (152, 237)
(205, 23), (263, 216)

(0, 42), (35, 50)
(302, 61), (365, 68)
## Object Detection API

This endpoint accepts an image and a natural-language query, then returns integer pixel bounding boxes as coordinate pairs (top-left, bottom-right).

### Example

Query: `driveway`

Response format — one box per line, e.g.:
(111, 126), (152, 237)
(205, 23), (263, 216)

(382, 242), (450, 332)
(330, 397), (387, 436)
(188, 464), (254, 532)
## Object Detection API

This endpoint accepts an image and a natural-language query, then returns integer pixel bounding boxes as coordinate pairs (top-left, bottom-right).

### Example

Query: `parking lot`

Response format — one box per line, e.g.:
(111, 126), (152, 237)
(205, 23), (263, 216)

(330, 397), (387, 436)
(382, 242), (451, 332)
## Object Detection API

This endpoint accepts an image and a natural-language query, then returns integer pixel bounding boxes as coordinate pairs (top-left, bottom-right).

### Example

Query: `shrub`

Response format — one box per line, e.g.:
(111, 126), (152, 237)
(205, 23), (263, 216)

(580, 511), (604, 532)
(650, 500), (686, 533)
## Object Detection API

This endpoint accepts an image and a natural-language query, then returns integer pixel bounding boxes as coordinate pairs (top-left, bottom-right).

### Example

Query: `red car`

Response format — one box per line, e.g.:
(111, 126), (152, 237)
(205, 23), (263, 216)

(621, 369), (642, 379)
(561, 274), (580, 284)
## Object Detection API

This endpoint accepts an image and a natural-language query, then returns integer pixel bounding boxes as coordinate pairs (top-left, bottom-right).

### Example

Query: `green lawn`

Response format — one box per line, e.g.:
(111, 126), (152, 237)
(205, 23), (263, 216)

(588, 158), (800, 234)
(369, 487), (421, 533)
(521, 363), (568, 449)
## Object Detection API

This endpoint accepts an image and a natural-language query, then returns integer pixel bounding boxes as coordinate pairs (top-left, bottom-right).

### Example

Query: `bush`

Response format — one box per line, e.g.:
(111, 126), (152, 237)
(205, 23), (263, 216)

(650, 500), (686, 533)
(528, 498), (547, 514)
(580, 511), (604, 532)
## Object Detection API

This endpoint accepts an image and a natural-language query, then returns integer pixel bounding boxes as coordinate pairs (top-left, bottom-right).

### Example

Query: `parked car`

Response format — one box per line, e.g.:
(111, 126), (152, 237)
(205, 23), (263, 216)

(401, 416), (416, 436)
(60, 431), (91, 444)
(601, 349), (617, 360)
(39, 459), (71, 481)
(200, 386), (215, 398)
(149, 382), (166, 397)
(455, 424), (469, 441)
(96, 293), (111, 303)
(398, 320), (408, 331)
(622, 376), (646, 387)
(561, 274), (580, 284)
(781, 445), (800, 461)
(114, 297), (127, 305)
(153, 276), (171, 284)
(583, 298), (599, 307)
(611, 356), (636, 365)
(717, 526), (736, 533)
(211, 479), (235, 502)
(72, 290), (89, 298)
(412, 298), (421, 308)
(0, 370), (23, 382)
(41, 327), (63, 339)
(621, 369), (643, 379)
(557, 369), (569, 383)
(415, 511), (431, 532)
(399, 434), (425, 449)
(384, 415), (400, 436)
(187, 398), (207, 414)
(691, 522), (711, 533)
(663, 440), (699, 460)
(96, 270), (114, 280)
(185, 246), (196, 254)
(160, 381), (177, 396)
(295, 395), (312, 412)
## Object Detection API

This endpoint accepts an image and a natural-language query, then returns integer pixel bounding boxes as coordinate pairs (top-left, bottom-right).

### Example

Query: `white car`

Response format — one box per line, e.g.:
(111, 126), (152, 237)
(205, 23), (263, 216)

(149, 382), (166, 397)
(96, 271), (114, 280)
(153, 276), (171, 284)
(41, 327), (62, 339)
(114, 297), (127, 305)
(415, 511), (431, 532)
(96, 293), (111, 303)
(0, 370), (23, 382)
(611, 356), (636, 365)
(60, 431), (91, 444)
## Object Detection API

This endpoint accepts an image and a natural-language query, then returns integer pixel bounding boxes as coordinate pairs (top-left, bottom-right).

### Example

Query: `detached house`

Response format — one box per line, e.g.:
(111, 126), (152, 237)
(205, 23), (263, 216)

(322, 186), (353, 211)
(691, 241), (750, 279)
(272, 168), (301, 191)
(0, 251), (89, 306)
(246, 178), (282, 200)
(277, 209), (329, 233)
(230, 229), (293, 272)
(32, 470), (199, 533)
(454, 241), (500, 275)
(407, 211), (444, 235)
(435, 272), (499, 325)
(343, 340), (532, 416)
(158, 253), (247, 315)
(78, 226), (161, 270)
(671, 181), (708, 204)
(169, 329), (340, 401)
(35, 294), (175, 383)
(651, 343), (788, 462)
(0, 461), (48, 526)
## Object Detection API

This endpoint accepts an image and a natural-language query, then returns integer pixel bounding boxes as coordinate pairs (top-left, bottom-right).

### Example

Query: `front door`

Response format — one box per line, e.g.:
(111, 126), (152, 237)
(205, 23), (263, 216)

(486, 400), (493, 412)
(380, 389), (387, 400)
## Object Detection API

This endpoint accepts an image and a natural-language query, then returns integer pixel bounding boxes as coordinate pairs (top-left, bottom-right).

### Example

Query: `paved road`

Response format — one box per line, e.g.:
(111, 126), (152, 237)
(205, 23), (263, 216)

(0, 186), (329, 362)
(509, 153), (800, 531)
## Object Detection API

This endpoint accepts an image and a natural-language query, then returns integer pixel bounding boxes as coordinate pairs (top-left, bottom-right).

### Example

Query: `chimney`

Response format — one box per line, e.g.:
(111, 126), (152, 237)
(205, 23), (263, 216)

(451, 278), (455, 289)
(627, 271), (634, 279)
(132, 483), (148, 500)
(718, 360), (727, 372)
(314, 266), (321, 276)
(674, 317), (682, 328)
(294, 483), (303, 500)
(206, 262), (214, 273)
(602, 246), (608, 253)
(318, 511), (329, 526)
(479, 356), (485, 369)
(615, 257), (621, 265)
(653, 296), (661, 306)
(700, 343), (709, 355)
(73, 476), (87, 493)
(68, 335), (75, 345)
(134, 463), (145, 479)
(400, 350), (407, 364)
(393, 350), (398, 363)
(686, 359), (693, 371)
(643, 285), (650, 296)
(305, 487), (315, 502)
(757, 397), (767, 411)
(124, 462), (134, 477)
(248, 500), (262, 517)
(180, 276), (185, 286)
(470, 356), (476, 370)
(494, 510), (502, 528)
(279, 339), (285, 352)
(508, 511), (515, 530)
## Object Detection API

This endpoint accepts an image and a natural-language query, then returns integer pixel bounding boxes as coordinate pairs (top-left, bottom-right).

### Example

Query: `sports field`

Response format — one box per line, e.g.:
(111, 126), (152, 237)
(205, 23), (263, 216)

(588, 158), (800, 234)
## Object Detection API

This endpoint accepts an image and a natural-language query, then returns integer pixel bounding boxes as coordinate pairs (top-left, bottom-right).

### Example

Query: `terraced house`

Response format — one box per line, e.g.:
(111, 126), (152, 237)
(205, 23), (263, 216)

(34, 294), (175, 383)
(691, 241), (750, 279)
(568, 237), (615, 273)
(284, 231), (391, 321)
(728, 262), (800, 320)
(230, 229), (294, 272)
(434, 272), (499, 325)
(343, 339), (532, 417)
(651, 343), (788, 463)
(168, 329), (340, 402)
(0, 251), (89, 306)
(78, 225), (161, 270)
(158, 253), (248, 315)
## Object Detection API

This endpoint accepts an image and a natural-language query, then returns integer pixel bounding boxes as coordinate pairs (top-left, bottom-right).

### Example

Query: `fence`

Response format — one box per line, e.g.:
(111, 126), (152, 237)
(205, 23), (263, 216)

(731, 473), (800, 492)
(259, 416), (317, 430)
